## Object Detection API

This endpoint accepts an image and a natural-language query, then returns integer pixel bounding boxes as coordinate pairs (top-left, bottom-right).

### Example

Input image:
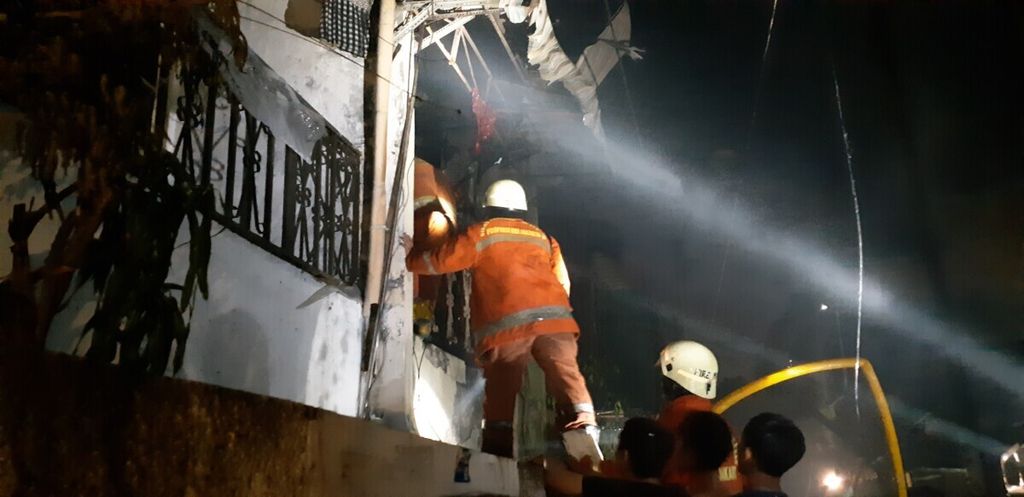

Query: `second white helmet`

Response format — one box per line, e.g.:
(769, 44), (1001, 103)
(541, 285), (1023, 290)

(659, 340), (719, 399)
(483, 179), (528, 211)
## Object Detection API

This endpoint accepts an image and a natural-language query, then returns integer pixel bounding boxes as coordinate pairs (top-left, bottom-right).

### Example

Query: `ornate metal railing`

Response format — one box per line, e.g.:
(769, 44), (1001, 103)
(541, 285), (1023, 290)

(427, 271), (474, 357)
(169, 54), (364, 286)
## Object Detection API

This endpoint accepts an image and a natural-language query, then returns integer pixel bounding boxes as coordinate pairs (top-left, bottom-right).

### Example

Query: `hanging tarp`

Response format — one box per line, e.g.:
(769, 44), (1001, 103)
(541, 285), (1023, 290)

(576, 2), (643, 87)
(524, 0), (640, 140)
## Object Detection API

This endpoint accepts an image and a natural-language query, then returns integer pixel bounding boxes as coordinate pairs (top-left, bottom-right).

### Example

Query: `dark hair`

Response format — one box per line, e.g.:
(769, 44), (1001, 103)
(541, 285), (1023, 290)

(741, 412), (806, 477)
(678, 411), (733, 472)
(618, 418), (675, 479)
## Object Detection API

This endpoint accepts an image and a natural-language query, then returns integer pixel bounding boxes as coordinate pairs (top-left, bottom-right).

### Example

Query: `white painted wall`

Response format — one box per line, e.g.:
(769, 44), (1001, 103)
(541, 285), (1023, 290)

(27, 208), (366, 417)
(169, 225), (364, 415)
(2, 4), (485, 449)
(412, 337), (485, 448)
(164, 0), (367, 415)
(0, 150), (77, 278)
(1, 3), (370, 418)
(154, 3), (368, 415)
(239, 0), (366, 151)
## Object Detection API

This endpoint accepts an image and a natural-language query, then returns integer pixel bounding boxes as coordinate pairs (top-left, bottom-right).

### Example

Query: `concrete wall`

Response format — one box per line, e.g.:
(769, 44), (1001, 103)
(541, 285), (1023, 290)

(2, 2), (484, 448)
(27, 199), (367, 417)
(226, 6), (481, 448)
(170, 226), (365, 416)
(1, 1), (370, 418)
(1, 353), (520, 497)
(362, 31), (419, 429)
(411, 337), (484, 449)
(0, 111), (77, 278)
(159, 0), (367, 416)
(161, 1), (366, 415)
(239, 0), (366, 152)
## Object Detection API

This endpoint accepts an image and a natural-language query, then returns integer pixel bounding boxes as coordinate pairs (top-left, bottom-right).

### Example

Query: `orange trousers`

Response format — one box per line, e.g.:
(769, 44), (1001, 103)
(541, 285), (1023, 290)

(478, 331), (593, 426)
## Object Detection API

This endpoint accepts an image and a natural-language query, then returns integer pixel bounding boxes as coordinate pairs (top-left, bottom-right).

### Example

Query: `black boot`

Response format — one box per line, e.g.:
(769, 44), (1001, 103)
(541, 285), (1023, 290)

(481, 423), (514, 458)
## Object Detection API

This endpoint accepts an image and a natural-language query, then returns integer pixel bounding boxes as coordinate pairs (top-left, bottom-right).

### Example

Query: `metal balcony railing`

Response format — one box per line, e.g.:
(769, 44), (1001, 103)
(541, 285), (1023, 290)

(169, 52), (364, 287)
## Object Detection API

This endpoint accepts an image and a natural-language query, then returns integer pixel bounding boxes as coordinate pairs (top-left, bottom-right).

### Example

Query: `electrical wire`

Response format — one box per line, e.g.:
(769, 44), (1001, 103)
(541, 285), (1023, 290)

(747, 0), (780, 141)
(710, 0), (781, 326)
(599, 0), (642, 142)
(361, 41), (418, 418)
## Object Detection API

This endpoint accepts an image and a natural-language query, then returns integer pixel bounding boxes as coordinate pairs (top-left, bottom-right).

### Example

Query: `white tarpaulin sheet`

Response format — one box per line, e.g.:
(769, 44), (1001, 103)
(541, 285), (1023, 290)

(576, 3), (642, 87)
(524, 0), (640, 140)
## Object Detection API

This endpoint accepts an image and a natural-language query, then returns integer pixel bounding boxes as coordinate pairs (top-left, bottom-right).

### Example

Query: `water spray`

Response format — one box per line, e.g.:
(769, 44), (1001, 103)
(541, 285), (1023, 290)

(714, 0), (781, 324)
(831, 60), (865, 417)
(601, 285), (1007, 457)
(538, 107), (1024, 400)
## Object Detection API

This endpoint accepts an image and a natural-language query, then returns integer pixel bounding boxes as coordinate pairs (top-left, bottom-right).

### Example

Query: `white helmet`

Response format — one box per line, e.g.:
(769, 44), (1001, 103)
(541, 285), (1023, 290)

(483, 179), (528, 211)
(659, 341), (719, 399)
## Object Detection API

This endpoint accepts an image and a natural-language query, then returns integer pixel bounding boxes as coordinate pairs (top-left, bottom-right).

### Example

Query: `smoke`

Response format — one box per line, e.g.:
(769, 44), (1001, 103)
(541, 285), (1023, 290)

(604, 284), (1007, 456)
(536, 124), (1024, 401)
(888, 397), (1007, 456)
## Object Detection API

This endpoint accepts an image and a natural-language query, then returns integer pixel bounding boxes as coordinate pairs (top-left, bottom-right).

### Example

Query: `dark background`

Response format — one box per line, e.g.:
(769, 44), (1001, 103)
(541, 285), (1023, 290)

(414, 0), (1024, 488)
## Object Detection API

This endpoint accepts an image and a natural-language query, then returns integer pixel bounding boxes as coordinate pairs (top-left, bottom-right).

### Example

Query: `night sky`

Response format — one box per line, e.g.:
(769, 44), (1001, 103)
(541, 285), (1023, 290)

(415, 0), (1024, 483)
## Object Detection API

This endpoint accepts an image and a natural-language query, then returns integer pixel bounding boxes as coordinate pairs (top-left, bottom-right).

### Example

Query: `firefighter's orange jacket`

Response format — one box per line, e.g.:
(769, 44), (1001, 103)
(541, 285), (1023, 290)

(406, 217), (578, 353)
(658, 396), (744, 494)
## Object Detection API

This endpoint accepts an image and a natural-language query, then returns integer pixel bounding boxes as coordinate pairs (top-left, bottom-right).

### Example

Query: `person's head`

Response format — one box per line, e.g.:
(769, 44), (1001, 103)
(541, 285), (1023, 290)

(739, 412), (806, 479)
(676, 411), (733, 474)
(483, 179), (527, 211)
(481, 179), (528, 221)
(615, 417), (675, 480)
(658, 340), (719, 400)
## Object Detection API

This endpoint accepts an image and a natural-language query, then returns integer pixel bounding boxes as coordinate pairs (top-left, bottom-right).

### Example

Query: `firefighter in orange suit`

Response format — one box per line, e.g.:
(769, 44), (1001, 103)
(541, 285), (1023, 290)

(404, 179), (596, 458)
(411, 159), (457, 334)
(657, 341), (743, 494)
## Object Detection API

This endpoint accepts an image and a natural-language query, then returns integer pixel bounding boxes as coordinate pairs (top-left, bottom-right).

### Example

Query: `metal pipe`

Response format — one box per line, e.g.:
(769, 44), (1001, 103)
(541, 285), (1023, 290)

(365, 0), (397, 316)
(714, 358), (908, 497)
(487, 13), (528, 84)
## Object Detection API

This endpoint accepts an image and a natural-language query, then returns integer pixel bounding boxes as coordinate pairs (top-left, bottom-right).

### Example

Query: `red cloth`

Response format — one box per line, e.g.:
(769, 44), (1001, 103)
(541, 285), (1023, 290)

(471, 88), (496, 155)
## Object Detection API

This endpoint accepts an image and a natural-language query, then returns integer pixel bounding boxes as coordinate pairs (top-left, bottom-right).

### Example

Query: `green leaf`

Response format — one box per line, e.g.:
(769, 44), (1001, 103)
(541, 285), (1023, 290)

(118, 311), (144, 370)
(172, 313), (190, 374)
(187, 202), (212, 300)
(76, 311), (100, 354)
(85, 308), (118, 364)
(145, 296), (179, 375)
(180, 269), (196, 312)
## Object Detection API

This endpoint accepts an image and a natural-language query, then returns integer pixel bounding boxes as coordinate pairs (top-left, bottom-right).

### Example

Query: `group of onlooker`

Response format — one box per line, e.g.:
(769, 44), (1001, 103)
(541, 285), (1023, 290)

(544, 341), (806, 497)
(545, 411), (806, 497)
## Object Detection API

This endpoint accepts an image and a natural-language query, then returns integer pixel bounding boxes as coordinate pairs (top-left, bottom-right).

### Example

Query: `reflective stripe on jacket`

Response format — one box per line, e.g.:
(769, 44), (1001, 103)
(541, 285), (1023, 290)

(406, 217), (579, 351)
